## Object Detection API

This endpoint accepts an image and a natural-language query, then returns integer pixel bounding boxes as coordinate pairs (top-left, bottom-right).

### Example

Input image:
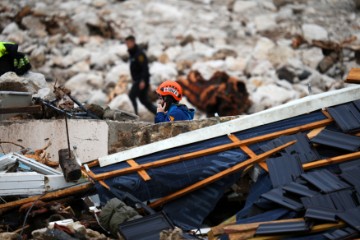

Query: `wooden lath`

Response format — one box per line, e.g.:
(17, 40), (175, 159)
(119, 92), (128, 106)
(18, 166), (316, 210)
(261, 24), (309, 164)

(90, 117), (333, 181)
(345, 68), (360, 84)
(148, 140), (296, 208)
(126, 159), (151, 181)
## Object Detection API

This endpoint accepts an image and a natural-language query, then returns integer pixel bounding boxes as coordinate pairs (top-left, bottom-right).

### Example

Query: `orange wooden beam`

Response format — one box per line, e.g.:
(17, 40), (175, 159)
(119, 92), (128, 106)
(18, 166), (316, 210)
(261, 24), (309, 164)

(303, 150), (360, 170)
(345, 68), (360, 84)
(127, 159), (151, 181)
(148, 140), (296, 208)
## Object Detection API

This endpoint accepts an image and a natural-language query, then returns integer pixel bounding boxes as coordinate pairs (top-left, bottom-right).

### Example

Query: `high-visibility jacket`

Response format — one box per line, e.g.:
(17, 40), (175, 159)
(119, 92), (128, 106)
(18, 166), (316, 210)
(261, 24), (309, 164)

(0, 42), (31, 76)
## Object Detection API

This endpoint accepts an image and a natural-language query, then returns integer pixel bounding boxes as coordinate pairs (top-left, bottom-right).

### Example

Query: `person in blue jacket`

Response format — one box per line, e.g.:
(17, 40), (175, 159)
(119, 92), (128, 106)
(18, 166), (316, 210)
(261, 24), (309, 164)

(155, 80), (195, 123)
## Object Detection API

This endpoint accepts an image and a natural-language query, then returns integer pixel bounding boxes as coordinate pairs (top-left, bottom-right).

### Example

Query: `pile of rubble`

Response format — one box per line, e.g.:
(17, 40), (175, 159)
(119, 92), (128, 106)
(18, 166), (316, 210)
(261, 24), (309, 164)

(0, 0), (359, 118)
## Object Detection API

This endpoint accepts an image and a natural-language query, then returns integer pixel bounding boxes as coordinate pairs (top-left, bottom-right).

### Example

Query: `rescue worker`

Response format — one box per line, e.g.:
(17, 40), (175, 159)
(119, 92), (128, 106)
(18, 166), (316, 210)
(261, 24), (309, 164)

(125, 35), (156, 115)
(155, 80), (195, 123)
(0, 41), (31, 76)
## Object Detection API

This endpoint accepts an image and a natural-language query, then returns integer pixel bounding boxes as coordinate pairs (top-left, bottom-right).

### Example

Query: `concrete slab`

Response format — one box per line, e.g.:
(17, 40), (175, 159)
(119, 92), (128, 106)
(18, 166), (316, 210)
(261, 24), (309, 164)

(0, 119), (108, 163)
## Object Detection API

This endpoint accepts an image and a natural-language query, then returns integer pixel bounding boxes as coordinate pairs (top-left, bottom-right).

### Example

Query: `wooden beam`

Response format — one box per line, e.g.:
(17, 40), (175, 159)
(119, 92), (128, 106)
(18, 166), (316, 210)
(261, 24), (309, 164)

(303, 151), (360, 170)
(345, 68), (360, 84)
(0, 182), (93, 213)
(0, 105), (42, 114)
(228, 134), (257, 159)
(307, 126), (325, 139)
(92, 118), (332, 181)
(248, 221), (345, 240)
(148, 141), (296, 208)
(99, 85), (360, 167)
(126, 159), (151, 181)
(211, 218), (304, 236)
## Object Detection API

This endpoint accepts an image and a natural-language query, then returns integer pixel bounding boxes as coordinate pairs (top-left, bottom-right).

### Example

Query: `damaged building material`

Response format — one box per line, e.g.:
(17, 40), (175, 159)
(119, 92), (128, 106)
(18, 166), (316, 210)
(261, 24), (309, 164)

(177, 70), (251, 117)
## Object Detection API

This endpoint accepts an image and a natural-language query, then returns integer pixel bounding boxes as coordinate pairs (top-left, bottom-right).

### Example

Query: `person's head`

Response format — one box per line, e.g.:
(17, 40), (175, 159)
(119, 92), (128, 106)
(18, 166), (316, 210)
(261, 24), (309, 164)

(125, 35), (136, 50)
(156, 80), (183, 111)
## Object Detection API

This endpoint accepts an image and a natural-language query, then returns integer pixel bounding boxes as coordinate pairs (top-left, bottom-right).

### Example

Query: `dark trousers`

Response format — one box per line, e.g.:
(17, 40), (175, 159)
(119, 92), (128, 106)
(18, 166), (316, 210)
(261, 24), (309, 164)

(129, 82), (156, 115)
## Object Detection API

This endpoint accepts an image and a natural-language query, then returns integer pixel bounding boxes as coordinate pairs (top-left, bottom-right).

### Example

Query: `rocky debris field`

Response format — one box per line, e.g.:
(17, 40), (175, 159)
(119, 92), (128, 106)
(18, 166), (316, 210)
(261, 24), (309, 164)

(0, 0), (360, 121)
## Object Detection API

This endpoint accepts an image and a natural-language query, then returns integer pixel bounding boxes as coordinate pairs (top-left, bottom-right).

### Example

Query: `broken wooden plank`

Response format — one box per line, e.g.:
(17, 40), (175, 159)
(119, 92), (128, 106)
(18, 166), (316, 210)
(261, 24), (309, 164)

(99, 85), (360, 167)
(345, 68), (360, 84)
(303, 151), (360, 170)
(92, 117), (332, 181)
(0, 105), (42, 114)
(126, 159), (151, 181)
(149, 140), (296, 208)
(248, 221), (345, 240)
(0, 182), (93, 213)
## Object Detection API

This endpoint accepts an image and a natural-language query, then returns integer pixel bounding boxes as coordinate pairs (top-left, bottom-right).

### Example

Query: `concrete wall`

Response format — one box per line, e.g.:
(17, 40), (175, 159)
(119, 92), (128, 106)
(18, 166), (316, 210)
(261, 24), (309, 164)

(0, 119), (108, 163)
(0, 116), (235, 164)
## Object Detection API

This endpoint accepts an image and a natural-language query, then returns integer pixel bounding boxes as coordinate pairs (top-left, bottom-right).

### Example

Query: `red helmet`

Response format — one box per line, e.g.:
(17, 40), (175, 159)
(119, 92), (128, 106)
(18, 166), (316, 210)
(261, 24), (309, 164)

(156, 80), (183, 101)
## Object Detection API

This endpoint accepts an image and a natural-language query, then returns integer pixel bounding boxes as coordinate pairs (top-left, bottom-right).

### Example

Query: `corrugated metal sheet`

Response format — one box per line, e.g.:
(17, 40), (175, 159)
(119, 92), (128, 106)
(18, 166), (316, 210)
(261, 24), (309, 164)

(256, 220), (310, 235)
(339, 159), (360, 172)
(327, 102), (360, 133)
(267, 153), (304, 188)
(261, 133), (320, 164)
(311, 129), (360, 152)
(301, 169), (351, 193)
(341, 168), (360, 187)
(337, 206), (360, 231)
(323, 227), (358, 240)
(283, 182), (317, 197)
(261, 188), (303, 211)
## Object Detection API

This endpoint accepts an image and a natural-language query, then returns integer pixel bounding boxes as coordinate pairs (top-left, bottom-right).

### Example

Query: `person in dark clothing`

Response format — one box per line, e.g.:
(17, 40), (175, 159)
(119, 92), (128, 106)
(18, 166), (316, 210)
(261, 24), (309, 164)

(125, 36), (156, 115)
(0, 42), (31, 76)
(155, 80), (195, 123)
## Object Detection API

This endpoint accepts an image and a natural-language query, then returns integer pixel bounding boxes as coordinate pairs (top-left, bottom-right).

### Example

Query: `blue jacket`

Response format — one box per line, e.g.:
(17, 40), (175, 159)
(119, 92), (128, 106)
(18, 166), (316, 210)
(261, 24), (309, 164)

(155, 104), (195, 123)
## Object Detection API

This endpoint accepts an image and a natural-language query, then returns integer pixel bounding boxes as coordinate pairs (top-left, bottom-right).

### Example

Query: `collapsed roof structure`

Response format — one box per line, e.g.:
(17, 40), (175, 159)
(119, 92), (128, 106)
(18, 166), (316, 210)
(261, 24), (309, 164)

(1, 69), (360, 239)
(80, 69), (360, 239)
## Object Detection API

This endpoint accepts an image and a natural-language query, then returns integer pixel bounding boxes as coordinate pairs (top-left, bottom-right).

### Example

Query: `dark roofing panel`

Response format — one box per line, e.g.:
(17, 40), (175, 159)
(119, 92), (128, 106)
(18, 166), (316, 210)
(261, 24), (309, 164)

(267, 153), (304, 188)
(337, 206), (360, 232)
(305, 207), (337, 222)
(301, 169), (351, 193)
(340, 168), (360, 187)
(311, 129), (360, 152)
(283, 182), (317, 197)
(354, 99), (360, 111)
(301, 194), (335, 210)
(327, 102), (360, 133)
(255, 220), (309, 235)
(323, 227), (358, 240)
(261, 133), (320, 164)
(339, 159), (360, 172)
(261, 188), (303, 211)
(329, 190), (358, 211)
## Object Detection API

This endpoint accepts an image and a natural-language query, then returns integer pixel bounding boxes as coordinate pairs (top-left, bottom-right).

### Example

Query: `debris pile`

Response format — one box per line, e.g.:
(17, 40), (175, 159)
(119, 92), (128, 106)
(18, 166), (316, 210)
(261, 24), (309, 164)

(178, 70), (251, 116)
(0, 0), (359, 118)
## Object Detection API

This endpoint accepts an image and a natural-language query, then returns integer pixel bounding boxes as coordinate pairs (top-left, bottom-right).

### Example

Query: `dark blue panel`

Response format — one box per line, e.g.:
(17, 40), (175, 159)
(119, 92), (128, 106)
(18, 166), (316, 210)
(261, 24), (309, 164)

(327, 102), (360, 133)
(261, 188), (303, 211)
(267, 153), (303, 188)
(261, 133), (320, 163)
(301, 169), (351, 193)
(256, 220), (309, 235)
(311, 129), (360, 152)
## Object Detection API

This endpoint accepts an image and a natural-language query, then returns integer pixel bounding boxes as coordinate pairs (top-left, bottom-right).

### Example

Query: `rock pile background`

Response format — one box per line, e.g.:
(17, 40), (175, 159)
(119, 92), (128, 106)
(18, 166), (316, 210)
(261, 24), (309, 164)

(0, 0), (360, 121)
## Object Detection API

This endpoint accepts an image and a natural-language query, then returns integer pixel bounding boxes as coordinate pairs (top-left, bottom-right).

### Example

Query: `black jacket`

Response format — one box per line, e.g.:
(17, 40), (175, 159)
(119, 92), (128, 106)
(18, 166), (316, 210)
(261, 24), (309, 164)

(128, 45), (150, 83)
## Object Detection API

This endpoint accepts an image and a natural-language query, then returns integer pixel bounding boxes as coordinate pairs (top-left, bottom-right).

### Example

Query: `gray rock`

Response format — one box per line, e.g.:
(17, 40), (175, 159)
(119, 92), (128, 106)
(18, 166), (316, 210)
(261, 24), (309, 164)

(233, 1), (258, 13)
(0, 71), (48, 93)
(302, 24), (328, 43)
